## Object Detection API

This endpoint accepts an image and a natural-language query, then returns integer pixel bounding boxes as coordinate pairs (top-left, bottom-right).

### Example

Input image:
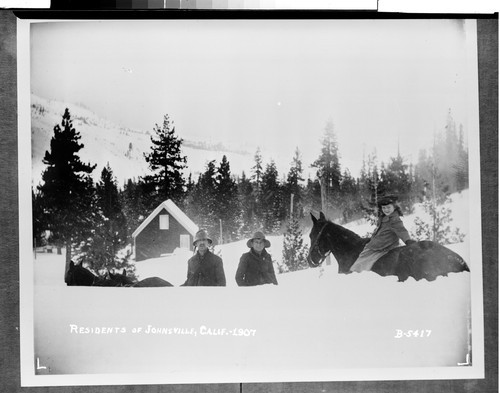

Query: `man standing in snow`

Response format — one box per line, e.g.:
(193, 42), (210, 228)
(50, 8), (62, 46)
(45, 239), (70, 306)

(182, 230), (226, 286)
(235, 231), (278, 286)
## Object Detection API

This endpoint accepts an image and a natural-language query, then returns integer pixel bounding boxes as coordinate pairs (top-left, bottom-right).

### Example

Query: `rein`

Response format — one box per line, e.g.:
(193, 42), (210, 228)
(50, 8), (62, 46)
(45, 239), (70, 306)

(308, 222), (331, 265)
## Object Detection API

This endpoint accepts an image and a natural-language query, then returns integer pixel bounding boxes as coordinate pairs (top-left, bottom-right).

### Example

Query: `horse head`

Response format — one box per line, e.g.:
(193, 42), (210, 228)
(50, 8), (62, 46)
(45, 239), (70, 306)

(307, 212), (368, 272)
(65, 260), (96, 286)
(307, 212), (332, 267)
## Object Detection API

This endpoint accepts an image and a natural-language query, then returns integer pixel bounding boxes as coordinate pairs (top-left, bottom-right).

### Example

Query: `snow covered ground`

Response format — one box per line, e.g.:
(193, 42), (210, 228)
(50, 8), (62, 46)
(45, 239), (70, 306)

(26, 190), (479, 384)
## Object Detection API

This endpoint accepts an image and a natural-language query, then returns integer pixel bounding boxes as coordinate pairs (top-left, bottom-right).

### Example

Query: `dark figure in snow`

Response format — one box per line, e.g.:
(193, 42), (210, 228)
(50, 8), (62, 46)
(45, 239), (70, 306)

(350, 194), (416, 273)
(235, 231), (278, 286)
(182, 230), (226, 286)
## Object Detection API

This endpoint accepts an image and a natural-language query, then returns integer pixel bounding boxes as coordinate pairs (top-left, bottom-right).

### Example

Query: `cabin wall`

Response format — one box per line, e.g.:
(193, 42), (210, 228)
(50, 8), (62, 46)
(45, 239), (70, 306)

(135, 208), (193, 261)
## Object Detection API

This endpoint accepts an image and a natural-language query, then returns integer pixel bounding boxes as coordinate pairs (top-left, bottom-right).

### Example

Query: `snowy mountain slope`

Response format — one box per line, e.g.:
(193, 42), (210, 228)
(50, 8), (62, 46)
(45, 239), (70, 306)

(30, 94), (254, 187)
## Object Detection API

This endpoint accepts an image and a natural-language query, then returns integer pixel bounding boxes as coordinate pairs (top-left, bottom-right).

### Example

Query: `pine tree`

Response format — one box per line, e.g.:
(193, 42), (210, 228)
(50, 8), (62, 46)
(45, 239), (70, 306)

(282, 215), (309, 272)
(379, 153), (413, 212)
(411, 195), (465, 244)
(312, 120), (342, 220)
(81, 164), (131, 274)
(143, 114), (187, 209)
(215, 155), (240, 243)
(285, 147), (305, 219)
(120, 177), (149, 243)
(251, 147), (264, 219)
(455, 124), (469, 192)
(339, 168), (360, 223)
(37, 108), (97, 276)
(413, 149), (433, 202)
(251, 147), (264, 186)
(420, 109), (469, 197)
(303, 176), (322, 215)
(187, 160), (219, 238)
(358, 150), (381, 227)
(237, 172), (259, 237)
(365, 150), (381, 203)
(261, 161), (284, 234)
(32, 189), (46, 250)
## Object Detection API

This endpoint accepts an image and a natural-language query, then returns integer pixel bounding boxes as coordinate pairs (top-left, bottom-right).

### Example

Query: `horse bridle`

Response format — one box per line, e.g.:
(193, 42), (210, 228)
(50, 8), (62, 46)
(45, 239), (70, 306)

(308, 222), (331, 266)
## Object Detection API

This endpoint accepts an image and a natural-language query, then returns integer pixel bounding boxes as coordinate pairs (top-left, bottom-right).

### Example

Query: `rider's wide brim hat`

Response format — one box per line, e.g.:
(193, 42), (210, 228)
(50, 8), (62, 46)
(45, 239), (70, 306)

(377, 194), (399, 206)
(246, 231), (271, 248)
(193, 229), (212, 246)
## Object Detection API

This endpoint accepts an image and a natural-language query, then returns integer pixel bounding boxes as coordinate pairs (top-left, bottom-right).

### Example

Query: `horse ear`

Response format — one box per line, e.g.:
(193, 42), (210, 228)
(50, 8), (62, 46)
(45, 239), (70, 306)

(310, 212), (318, 224)
(122, 269), (126, 276)
(70, 260), (75, 268)
(319, 212), (326, 221)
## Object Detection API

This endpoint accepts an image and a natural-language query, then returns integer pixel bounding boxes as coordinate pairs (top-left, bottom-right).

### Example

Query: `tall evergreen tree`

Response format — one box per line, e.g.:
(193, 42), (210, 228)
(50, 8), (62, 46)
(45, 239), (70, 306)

(285, 147), (305, 219)
(282, 215), (309, 272)
(32, 189), (46, 250)
(237, 172), (259, 237)
(304, 176), (322, 215)
(379, 153), (413, 211)
(312, 120), (342, 220)
(81, 164), (129, 273)
(455, 124), (469, 192)
(261, 161), (283, 234)
(187, 160), (219, 238)
(37, 108), (96, 276)
(358, 150), (381, 226)
(424, 109), (469, 196)
(251, 147), (264, 185)
(251, 147), (264, 218)
(120, 177), (149, 243)
(365, 150), (381, 203)
(143, 114), (187, 209)
(215, 155), (240, 243)
(339, 168), (360, 223)
(413, 148), (433, 202)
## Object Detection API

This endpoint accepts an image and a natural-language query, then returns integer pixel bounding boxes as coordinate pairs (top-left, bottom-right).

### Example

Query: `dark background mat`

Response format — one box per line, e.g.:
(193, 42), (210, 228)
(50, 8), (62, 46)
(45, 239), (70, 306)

(1, 10), (497, 393)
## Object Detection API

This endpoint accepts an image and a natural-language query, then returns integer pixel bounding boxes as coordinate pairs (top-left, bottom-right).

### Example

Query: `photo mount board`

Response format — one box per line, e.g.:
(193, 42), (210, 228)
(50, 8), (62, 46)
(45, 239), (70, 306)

(12, 11), (492, 386)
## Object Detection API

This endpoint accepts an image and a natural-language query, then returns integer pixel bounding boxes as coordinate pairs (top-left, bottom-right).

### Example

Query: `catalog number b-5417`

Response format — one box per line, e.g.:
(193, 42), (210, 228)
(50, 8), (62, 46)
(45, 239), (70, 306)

(395, 329), (432, 338)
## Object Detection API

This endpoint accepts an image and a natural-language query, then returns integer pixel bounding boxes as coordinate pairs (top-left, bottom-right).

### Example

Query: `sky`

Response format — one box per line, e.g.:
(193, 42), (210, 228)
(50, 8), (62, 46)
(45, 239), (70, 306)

(30, 19), (476, 177)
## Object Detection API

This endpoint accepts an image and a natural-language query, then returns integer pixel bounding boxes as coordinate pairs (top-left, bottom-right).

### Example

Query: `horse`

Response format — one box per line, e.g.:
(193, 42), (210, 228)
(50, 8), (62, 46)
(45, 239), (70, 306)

(108, 269), (174, 287)
(65, 261), (122, 286)
(307, 212), (470, 282)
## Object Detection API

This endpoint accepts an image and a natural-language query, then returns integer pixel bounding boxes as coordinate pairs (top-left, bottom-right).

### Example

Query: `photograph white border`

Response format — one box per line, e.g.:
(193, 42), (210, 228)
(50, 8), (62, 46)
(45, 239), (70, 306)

(18, 17), (485, 387)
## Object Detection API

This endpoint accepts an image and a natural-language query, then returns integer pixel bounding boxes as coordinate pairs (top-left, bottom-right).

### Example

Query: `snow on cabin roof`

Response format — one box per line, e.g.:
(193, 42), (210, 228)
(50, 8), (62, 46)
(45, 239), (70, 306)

(132, 199), (199, 239)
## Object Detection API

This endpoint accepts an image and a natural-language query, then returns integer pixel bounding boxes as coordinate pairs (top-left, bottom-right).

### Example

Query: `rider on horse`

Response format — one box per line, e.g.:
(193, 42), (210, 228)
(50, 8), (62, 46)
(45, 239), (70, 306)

(350, 195), (416, 273)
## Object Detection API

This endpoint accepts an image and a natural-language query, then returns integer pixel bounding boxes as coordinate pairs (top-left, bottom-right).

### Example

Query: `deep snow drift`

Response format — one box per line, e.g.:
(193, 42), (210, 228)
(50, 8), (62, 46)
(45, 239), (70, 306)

(28, 191), (477, 383)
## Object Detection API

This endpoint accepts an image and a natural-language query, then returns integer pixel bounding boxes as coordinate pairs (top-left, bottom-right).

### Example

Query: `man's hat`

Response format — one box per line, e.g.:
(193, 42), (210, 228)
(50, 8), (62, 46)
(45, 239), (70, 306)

(246, 231), (271, 248)
(193, 229), (212, 246)
(377, 194), (399, 206)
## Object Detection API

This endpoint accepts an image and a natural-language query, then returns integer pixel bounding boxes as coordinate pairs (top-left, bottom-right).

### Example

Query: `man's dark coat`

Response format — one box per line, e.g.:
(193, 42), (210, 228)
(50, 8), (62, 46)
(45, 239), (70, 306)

(183, 250), (226, 286)
(235, 249), (278, 286)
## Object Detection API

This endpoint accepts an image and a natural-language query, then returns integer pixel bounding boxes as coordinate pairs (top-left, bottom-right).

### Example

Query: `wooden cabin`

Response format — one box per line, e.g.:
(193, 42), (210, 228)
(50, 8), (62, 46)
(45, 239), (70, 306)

(132, 199), (198, 262)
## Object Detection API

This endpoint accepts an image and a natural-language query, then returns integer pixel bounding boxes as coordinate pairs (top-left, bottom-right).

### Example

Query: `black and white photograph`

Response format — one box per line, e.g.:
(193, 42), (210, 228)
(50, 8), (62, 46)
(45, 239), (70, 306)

(18, 17), (485, 386)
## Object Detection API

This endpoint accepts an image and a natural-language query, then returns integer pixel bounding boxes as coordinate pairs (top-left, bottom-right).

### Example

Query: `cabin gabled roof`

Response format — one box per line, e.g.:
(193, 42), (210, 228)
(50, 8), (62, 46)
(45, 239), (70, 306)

(132, 199), (199, 239)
